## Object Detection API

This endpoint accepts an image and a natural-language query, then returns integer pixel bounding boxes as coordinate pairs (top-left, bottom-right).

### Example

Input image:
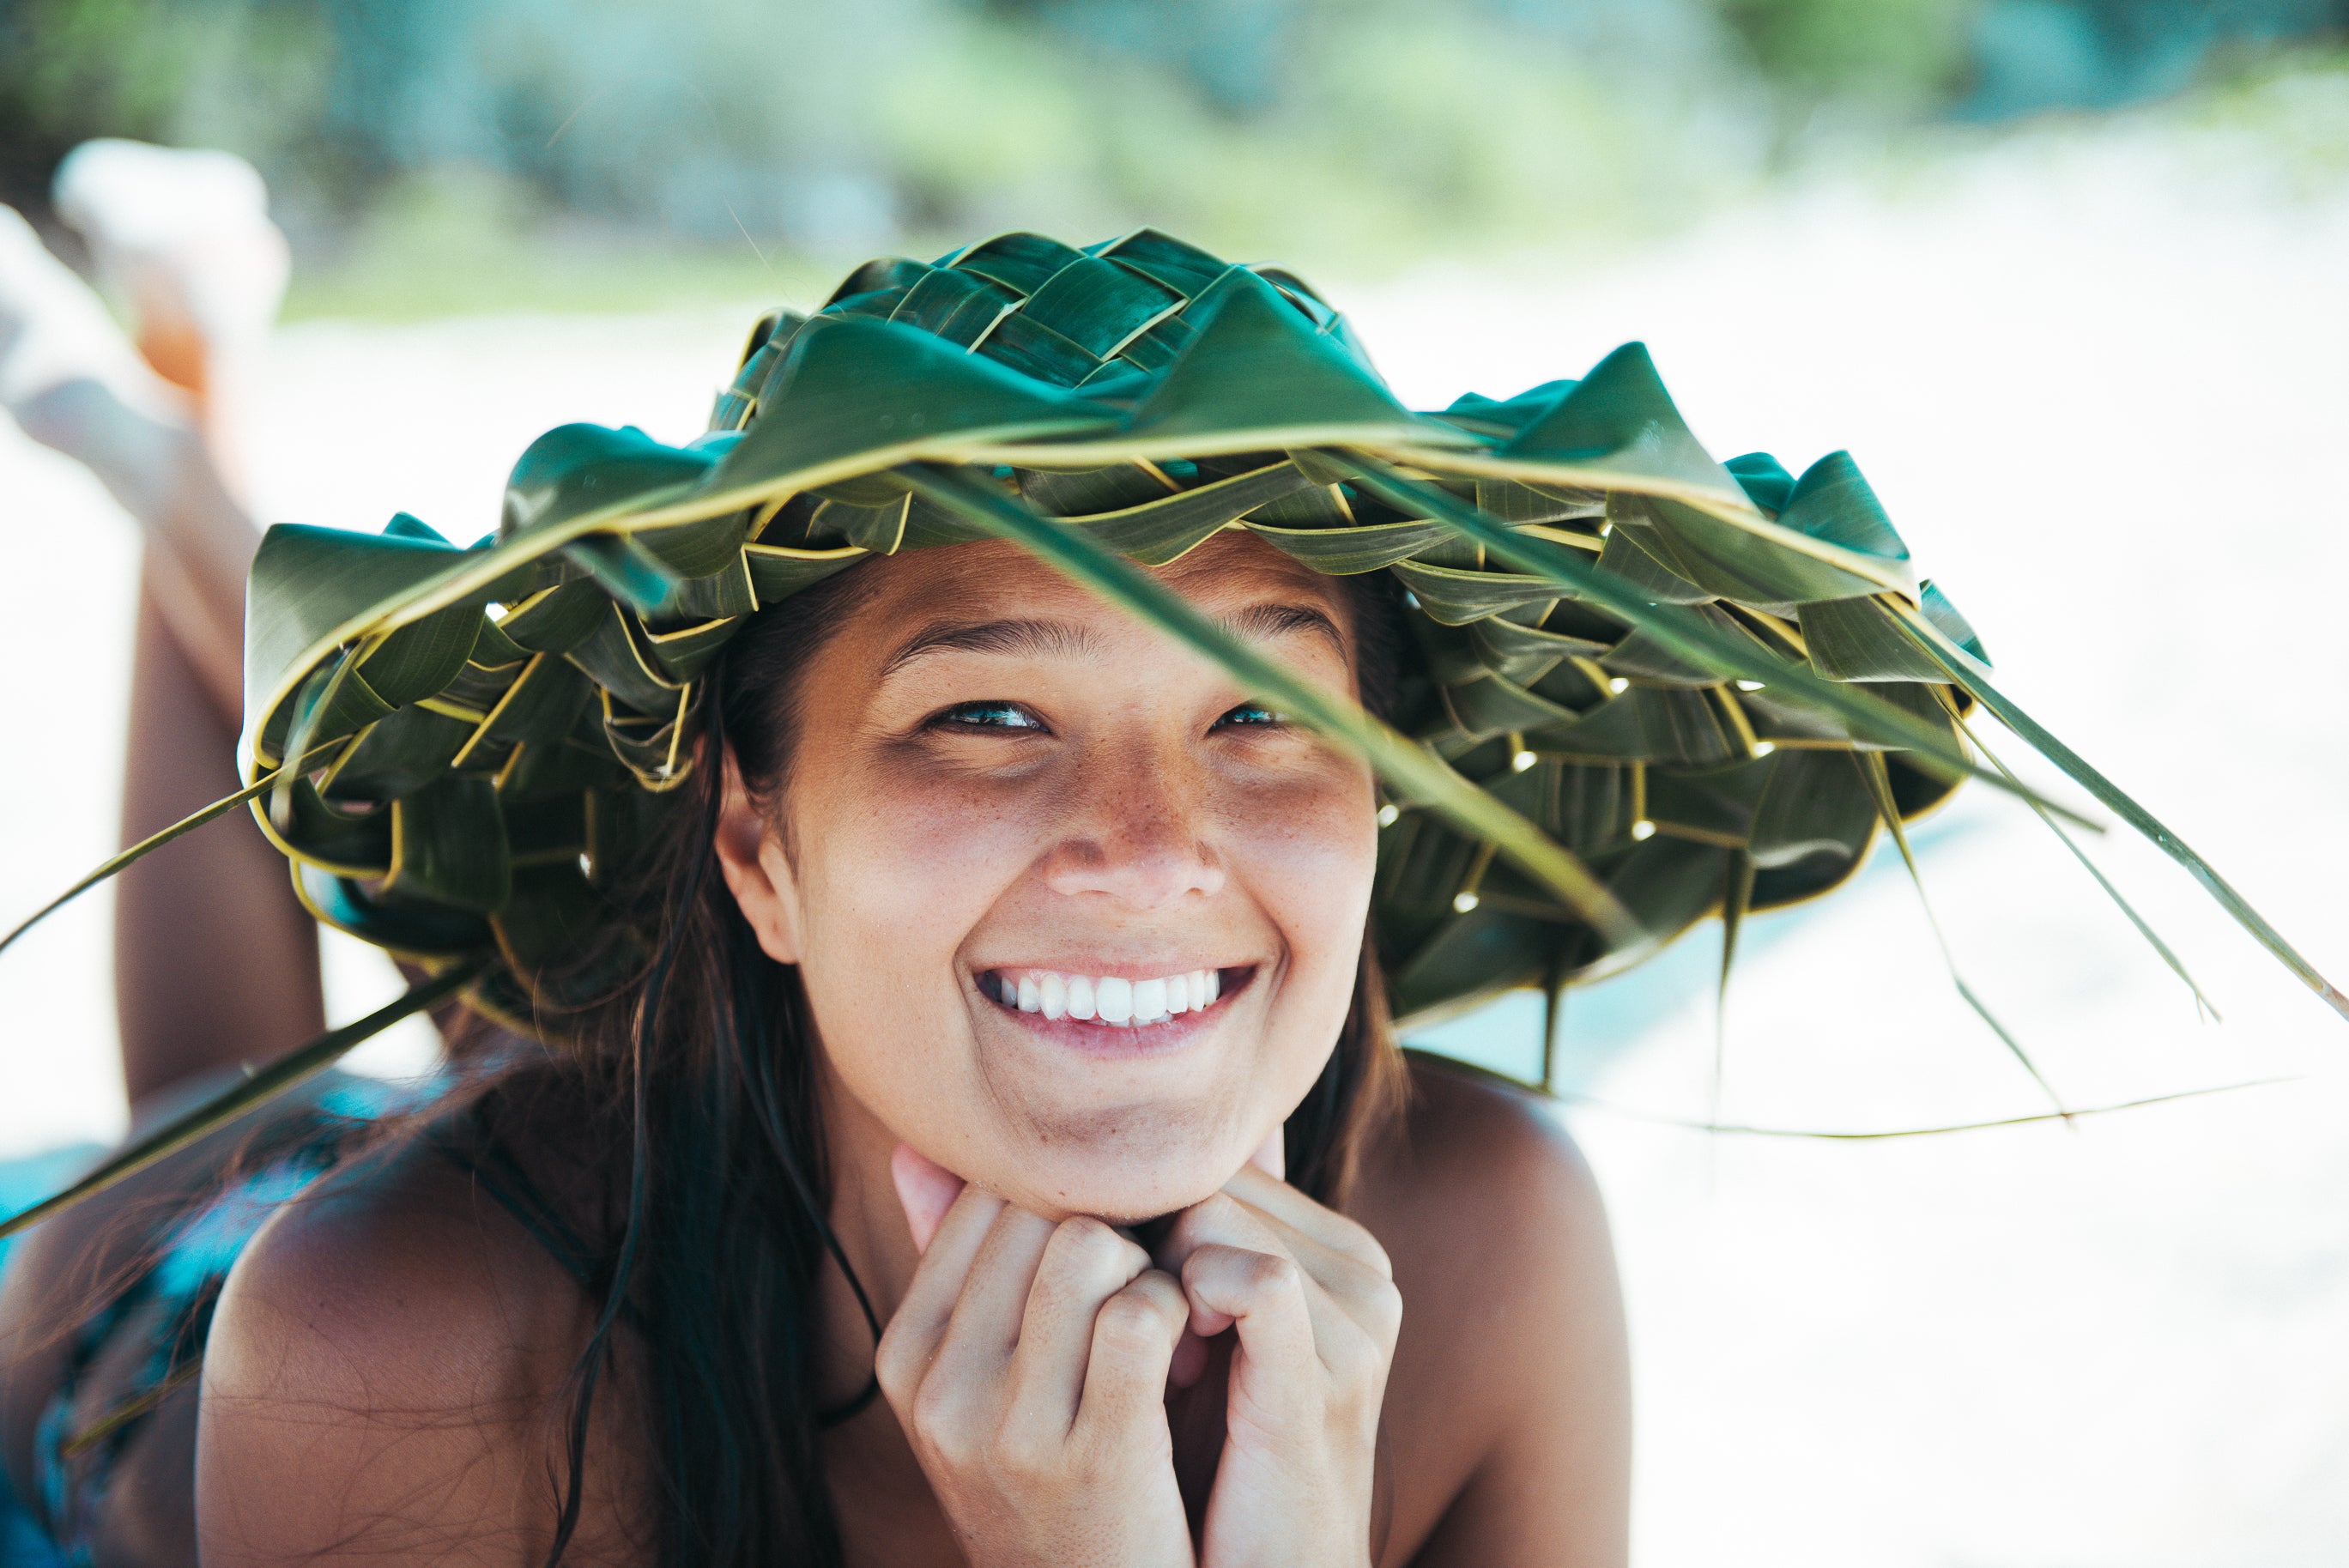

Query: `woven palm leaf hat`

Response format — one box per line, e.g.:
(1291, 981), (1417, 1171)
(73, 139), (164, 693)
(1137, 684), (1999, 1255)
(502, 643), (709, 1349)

(233, 227), (2346, 1065)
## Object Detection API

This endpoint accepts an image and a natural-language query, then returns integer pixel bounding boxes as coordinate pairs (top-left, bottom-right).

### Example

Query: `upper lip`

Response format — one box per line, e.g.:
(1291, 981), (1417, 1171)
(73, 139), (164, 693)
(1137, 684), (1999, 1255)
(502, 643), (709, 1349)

(971, 960), (1254, 980)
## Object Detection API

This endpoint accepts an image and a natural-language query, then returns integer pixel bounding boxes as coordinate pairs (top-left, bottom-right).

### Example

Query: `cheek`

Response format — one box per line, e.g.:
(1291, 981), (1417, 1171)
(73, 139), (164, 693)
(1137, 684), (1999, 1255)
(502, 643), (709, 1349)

(1222, 763), (1378, 1026)
(782, 763), (1045, 1100)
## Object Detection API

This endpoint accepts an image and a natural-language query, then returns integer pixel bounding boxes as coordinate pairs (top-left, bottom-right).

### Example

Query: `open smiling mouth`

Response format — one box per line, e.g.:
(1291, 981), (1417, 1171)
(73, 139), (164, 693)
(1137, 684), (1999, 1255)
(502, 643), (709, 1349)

(977, 966), (1257, 1028)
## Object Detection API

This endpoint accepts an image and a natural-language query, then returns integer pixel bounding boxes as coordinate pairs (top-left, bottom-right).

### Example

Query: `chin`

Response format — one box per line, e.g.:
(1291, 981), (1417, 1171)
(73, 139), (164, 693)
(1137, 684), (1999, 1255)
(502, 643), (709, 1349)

(994, 1135), (1250, 1226)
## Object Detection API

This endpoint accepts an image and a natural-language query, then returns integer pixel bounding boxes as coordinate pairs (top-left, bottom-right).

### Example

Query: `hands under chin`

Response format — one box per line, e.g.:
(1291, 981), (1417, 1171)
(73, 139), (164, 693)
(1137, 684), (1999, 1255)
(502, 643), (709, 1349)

(875, 1140), (1401, 1568)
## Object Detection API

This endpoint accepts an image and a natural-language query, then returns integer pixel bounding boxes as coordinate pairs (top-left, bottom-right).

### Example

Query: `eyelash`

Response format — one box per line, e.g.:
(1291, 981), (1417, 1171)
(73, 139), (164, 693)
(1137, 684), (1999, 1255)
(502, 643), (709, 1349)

(925, 701), (1286, 735)
(930, 701), (1045, 732)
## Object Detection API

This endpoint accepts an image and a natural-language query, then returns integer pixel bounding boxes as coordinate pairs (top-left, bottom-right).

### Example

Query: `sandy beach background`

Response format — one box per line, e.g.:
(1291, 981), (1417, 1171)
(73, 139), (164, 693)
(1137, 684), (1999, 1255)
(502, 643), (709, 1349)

(4, 111), (2347, 1564)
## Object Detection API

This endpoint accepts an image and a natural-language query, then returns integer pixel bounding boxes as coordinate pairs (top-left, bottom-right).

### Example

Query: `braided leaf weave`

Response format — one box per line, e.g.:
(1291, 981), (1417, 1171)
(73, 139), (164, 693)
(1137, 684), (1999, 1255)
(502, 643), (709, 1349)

(243, 227), (1993, 1034)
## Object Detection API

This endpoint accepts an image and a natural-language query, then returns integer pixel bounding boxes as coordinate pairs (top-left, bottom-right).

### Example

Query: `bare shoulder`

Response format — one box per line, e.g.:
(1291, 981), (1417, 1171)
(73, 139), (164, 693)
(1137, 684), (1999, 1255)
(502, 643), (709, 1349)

(200, 1121), (647, 1565)
(209, 1124), (587, 1407)
(1351, 1054), (1631, 1568)
(1353, 1052), (1611, 1264)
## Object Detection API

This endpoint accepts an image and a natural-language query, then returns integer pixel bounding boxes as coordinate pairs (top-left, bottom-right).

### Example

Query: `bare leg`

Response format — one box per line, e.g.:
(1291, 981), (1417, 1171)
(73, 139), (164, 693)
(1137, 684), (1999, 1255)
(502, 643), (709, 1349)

(114, 575), (323, 1105)
(1, 156), (323, 1108)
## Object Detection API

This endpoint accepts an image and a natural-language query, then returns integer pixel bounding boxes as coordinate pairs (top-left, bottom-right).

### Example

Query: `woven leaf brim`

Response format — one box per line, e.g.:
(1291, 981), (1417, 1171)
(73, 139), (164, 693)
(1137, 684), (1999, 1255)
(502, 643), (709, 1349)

(181, 227), (2334, 1038)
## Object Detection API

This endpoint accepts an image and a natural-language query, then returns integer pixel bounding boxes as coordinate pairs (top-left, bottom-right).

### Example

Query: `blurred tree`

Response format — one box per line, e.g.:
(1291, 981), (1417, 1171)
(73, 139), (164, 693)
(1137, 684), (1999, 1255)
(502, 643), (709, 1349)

(0, 0), (2340, 303)
(0, 0), (330, 211)
(1714, 0), (1981, 108)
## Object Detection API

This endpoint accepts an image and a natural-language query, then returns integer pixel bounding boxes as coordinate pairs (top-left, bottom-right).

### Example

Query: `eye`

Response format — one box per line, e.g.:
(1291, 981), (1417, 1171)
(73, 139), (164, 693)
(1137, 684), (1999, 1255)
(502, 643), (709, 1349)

(929, 700), (1048, 734)
(1214, 702), (1284, 730)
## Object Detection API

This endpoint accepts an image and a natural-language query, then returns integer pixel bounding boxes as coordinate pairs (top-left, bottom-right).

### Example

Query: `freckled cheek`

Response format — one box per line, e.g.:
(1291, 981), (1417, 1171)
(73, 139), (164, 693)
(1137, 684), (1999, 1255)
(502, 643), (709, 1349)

(797, 772), (1047, 970)
(1217, 771), (1378, 976)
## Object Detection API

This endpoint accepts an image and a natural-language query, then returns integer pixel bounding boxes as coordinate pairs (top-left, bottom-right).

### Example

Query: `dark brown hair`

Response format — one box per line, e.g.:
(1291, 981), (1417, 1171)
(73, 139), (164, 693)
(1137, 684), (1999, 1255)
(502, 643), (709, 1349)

(526, 546), (1411, 1566)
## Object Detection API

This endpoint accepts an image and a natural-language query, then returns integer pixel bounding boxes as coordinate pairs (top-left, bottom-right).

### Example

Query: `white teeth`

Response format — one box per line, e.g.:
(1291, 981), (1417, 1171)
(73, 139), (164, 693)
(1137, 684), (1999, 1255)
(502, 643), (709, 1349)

(988, 966), (1233, 1025)
(1096, 976), (1134, 1025)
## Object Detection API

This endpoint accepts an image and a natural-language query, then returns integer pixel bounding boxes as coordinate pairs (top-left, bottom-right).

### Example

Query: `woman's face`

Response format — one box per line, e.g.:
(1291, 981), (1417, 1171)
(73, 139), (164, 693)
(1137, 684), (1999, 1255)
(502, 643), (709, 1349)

(718, 530), (1379, 1222)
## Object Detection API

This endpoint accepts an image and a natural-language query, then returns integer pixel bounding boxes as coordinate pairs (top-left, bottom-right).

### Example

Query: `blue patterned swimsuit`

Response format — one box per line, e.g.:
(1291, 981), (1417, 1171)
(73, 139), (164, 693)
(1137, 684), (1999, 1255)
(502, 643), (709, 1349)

(0, 1078), (415, 1565)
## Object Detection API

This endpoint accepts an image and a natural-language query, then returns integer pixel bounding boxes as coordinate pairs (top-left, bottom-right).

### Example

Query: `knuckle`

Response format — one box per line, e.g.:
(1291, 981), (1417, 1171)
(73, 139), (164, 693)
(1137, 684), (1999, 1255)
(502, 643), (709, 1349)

(873, 1330), (920, 1407)
(1245, 1248), (1302, 1296)
(909, 1377), (972, 1455)
(1093, 1290), (1172, 1351)
(1193, 1244), (1300, 1304)
(1170, 1193), (1238, 1250)
(1335, 1220), (1395, 1280)
(1051, 1214), (1129, 1274)
(984, 1420), (1053, 1480)
(1365, 1278), (1404, 1343)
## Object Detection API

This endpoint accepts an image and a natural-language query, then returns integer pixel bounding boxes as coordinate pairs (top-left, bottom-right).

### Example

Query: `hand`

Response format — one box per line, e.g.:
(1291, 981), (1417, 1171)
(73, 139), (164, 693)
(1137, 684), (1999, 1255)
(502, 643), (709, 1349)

(1156, 1141), (1402, 1568)
(876, 1146), (1196, 1568)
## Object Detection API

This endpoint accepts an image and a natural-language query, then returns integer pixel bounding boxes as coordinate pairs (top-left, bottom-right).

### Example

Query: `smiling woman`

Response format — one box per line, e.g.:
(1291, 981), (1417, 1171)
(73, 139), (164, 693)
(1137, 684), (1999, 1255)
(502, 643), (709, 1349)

(726, 535), (1391, 1226)
(0, 226), (2327, 1568)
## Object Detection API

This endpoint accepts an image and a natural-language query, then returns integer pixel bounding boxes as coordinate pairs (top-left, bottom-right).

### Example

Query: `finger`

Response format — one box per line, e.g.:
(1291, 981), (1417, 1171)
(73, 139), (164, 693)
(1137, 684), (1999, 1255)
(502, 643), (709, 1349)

(1168, 1327), (1210, 1390)
(1207, 1184), (1400, 1356)
(1179, 1243), (1321, 1413)
(891, 1141), (966, 1256)
(1248, 1126), (1284, 1180)
(1073, 1268), (1190, 1442)
(1156, 1192), (1359, 1355)
(875, 1184), (1005, 1402)
(1154, 1194), (1305, 1338)
(930, 1202), (1058, 1377)
(1214, 1184), (1386, 1300)
(1224, 1161), (1393, 1281)
(1005, 1218), (1149, 1431)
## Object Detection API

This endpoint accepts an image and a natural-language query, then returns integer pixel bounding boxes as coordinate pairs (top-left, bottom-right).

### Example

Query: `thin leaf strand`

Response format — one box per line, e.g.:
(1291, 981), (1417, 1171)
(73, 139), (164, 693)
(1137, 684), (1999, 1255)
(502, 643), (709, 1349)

(1855, 751), (2067, 1113)
(1886, 599), (2349, 1024)
(0, 960), (485, 1242)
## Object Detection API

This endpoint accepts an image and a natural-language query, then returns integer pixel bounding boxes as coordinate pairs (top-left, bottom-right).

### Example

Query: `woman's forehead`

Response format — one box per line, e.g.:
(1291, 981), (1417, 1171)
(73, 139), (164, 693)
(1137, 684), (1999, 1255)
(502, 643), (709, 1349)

(830, 531), (1353, 662)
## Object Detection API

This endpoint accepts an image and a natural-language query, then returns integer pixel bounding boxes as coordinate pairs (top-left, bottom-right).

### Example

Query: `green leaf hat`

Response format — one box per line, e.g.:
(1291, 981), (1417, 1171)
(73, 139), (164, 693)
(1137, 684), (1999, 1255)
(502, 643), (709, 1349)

(228, 227), (2345, 1046)
(7, 226), (2343, 1238)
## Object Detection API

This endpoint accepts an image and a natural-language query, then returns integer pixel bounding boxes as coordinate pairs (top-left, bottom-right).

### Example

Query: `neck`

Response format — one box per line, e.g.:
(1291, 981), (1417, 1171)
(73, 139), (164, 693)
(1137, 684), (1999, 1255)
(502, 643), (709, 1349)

(813, 1055), (925, 1408)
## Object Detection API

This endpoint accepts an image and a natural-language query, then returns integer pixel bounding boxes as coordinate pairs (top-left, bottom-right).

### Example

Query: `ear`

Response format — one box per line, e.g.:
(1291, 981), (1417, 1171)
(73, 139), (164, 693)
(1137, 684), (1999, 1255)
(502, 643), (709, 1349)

(713, 749), (804, 965)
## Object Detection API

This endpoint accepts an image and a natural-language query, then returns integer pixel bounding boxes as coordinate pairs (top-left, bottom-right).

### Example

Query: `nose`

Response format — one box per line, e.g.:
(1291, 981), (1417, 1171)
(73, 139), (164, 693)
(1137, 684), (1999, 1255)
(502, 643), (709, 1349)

(1038, 744), (1226, 910)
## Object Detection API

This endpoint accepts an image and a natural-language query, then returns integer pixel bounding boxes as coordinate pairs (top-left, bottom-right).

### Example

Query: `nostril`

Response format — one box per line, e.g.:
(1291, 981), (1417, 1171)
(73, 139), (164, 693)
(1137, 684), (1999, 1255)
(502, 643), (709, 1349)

(1038, 827), (1224, 906)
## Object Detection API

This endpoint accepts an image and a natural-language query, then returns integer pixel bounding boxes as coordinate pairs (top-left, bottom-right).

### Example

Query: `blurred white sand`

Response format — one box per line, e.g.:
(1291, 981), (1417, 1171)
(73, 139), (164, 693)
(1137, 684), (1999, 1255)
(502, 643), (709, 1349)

(3, 128), (2346, 1564)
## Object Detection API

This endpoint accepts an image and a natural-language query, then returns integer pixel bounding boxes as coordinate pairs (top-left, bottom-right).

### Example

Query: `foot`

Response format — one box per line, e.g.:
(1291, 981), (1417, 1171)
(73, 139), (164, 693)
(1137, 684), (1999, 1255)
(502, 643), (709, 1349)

(51, 139), (288, 399)
(0, 204), (192, 520)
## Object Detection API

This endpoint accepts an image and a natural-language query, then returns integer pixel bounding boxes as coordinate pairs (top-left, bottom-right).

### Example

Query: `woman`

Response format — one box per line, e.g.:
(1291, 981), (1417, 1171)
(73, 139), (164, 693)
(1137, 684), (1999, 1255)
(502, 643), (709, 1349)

(6, 220), (2182, 1565)
(200, 518), (1634, 1565)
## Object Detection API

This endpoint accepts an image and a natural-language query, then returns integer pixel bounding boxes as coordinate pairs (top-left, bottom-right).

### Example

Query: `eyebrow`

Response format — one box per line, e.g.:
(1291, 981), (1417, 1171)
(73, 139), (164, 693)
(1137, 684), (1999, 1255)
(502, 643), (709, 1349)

(878, 602), (1349, 681)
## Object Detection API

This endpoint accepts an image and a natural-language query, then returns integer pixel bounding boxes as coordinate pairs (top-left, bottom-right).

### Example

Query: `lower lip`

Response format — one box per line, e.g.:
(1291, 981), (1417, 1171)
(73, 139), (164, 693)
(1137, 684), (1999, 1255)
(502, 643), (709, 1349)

(978, 966), (1256, 1056)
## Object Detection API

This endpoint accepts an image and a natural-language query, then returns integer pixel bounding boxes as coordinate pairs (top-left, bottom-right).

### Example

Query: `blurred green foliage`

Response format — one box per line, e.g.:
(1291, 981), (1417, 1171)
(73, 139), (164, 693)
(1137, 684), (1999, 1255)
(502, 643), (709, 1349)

(1716, 0), (1977, 105)
(0, 0), (2339, 312)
